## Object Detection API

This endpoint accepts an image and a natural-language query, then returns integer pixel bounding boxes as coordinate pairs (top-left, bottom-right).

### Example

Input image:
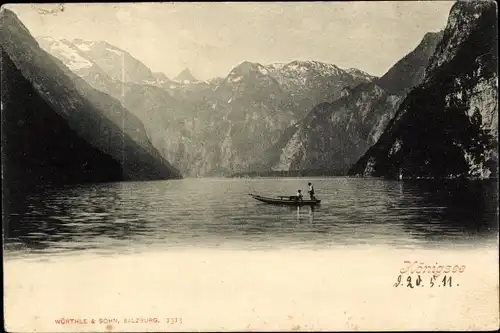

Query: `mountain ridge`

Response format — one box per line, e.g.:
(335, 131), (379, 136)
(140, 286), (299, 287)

(38, 35), (378, 176)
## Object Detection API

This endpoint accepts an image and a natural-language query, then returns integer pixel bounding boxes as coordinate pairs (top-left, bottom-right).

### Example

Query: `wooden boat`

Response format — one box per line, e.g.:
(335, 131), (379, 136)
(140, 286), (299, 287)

(249, 194), (321, 206)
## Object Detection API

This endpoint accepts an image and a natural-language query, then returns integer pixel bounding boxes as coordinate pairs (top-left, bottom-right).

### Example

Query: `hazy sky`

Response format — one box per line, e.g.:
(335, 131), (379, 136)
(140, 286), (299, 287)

(6, 2), (455, 80)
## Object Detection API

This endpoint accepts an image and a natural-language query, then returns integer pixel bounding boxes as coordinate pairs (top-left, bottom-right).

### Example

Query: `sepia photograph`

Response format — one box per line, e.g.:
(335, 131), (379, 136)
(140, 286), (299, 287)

(2, 1), (499, 331)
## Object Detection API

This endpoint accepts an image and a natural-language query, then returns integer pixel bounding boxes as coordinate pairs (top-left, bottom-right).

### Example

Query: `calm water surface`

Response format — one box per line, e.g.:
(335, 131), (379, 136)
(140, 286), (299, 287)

(4, 177), (498, 258)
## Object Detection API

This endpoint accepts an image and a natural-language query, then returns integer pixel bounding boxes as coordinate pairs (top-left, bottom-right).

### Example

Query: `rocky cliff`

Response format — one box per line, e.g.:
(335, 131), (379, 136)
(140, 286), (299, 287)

(349, 1), (498, 179)
(1, 9), (181, 189)
(256, 30), (443, 174)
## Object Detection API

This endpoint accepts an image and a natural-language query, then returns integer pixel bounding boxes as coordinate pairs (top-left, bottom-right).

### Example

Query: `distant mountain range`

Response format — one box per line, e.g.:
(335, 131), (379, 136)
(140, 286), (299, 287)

(3, 0), (496, 183)
(38, 37), (377, 176)
(349, 0), (498, 179)
(1, 9), (181, 190)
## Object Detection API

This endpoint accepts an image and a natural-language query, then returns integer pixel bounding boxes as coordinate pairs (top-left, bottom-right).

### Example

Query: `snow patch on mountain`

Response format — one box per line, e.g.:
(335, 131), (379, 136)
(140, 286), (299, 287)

(257, 65), (270, 76)
(228, 75), (243, 83)
(38, 37), (93, 71)
(106, 47), (123, 56)
(345, 68), (376, 80)
(267, 63), (286, 71)
(72, 39), (95, 52)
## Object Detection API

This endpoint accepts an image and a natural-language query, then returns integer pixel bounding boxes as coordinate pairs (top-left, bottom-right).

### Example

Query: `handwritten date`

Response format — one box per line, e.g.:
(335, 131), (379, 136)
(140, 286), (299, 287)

(393, 274), (458, 288)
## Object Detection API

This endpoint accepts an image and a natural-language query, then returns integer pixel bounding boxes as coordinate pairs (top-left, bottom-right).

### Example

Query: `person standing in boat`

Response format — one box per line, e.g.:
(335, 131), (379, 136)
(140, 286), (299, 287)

(307, 182), (316, 200)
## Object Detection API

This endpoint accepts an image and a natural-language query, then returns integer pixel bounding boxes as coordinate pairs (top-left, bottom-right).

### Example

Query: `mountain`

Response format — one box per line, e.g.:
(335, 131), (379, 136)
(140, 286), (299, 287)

(349, 1), (498, 179)
(1, 9), (182, 189)
(192, 60), (377, 175)
(72, 38), (157, 84)
(202, 61), (298, 174)
(266, 60), (376, 113)
(38, 37), (162, 84)
(174, 68), (197, 83)
(38, 35), (378, 176)
(35, 37), (223, 176)
(160, 60), (376, 175)
(255, 30), (444, 173)
(36, 37), (101, 76)
(38, 36), (178, 88)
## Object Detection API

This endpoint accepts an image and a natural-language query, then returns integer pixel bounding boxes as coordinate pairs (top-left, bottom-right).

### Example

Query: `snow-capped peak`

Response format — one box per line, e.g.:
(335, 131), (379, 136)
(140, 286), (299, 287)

(71, 38), (95, 51)
(228, 61), (271, 78)
(268, 60), (345, 77)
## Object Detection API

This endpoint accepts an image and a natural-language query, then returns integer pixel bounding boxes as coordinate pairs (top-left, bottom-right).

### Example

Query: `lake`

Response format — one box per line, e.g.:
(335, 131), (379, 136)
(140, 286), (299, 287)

(3, 177), (499, 257)
(3, 177), (499, 331)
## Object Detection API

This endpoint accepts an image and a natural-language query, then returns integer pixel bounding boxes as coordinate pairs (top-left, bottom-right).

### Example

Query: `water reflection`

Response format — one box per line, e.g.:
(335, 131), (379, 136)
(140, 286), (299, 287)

(295, 206), (315, 224)
(395, 180), (498, 242)
(3, 178), (498, 256)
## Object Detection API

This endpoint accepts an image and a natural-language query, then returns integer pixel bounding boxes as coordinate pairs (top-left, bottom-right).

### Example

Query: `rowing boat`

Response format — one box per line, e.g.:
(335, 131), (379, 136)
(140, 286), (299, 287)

(249, 194), (321, 206)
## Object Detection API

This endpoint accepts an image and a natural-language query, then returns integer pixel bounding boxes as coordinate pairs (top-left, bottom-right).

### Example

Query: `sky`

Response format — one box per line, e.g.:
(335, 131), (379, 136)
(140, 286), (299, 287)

(5, 2), (455, 80)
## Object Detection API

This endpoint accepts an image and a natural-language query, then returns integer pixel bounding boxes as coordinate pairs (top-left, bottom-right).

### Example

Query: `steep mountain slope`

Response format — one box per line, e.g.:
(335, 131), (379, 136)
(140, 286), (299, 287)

(36, 36), (206, 174)
(36, 37), (221, 175)
(1, 9), (181, 184)
(1, 48), (124, 187)
(376, 31), (445, 95)
(203, 61), (298, 174)
(256, 30), (443, 173)
(349, 1), (498, 179)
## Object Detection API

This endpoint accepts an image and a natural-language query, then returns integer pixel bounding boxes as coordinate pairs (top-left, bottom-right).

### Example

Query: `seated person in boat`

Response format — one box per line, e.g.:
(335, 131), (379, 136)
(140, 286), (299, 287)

(308, 182), (316, 200)
(296, 189), (303, 201)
